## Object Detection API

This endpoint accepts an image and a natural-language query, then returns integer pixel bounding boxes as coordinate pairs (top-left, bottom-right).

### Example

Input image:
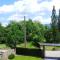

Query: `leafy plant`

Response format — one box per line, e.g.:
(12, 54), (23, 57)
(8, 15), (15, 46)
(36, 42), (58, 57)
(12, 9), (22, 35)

(8, 54), (15, 60)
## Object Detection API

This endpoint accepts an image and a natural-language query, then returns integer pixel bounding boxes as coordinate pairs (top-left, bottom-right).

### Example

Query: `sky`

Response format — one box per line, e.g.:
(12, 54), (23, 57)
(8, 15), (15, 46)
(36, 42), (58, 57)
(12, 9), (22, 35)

(0, 0), (60, 26)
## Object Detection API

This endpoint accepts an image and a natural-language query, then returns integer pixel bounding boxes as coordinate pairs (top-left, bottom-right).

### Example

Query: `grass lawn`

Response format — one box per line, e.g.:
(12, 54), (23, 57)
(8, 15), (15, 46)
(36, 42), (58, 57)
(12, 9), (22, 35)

(45, 46), (60, 50)
(17, 42), (36, 48)
(45, 46), (54, 50)
(12, 55), (43, 60)
(0, 44), (10, 49)
(0, 43), (60, 50)
(17, 42), (60, 50)
(0, 44), (7, 49)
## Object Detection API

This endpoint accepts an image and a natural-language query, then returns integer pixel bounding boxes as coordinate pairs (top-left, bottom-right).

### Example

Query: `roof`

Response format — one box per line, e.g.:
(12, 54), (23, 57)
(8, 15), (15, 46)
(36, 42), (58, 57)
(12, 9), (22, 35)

(38, 43), (60, 46)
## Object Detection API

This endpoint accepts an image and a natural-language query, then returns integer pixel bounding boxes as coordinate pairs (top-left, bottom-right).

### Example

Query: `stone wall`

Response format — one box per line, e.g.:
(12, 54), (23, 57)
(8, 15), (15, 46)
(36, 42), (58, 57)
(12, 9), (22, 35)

(0, 49), (15, 60)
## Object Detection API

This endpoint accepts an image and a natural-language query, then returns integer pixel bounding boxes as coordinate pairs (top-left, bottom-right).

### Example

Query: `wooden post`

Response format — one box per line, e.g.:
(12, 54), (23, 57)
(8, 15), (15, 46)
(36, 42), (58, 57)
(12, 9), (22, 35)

(43, 46), (45, 58)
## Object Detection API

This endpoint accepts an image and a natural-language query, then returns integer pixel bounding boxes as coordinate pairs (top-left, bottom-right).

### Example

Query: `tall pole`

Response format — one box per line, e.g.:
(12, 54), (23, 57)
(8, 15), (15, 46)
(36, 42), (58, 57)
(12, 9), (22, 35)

(24, 16), (27, 48)
(16, 0), (27, 48)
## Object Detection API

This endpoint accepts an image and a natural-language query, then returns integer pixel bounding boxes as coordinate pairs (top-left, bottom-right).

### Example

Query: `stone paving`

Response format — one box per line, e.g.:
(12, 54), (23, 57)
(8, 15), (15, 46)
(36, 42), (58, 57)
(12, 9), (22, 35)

(45, 51), (60, 60)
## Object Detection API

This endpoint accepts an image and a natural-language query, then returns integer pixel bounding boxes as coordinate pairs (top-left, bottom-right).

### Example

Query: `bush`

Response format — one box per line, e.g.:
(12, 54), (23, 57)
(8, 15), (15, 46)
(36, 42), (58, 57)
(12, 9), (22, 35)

(8, 54), (15, 59)
(32, 42), (40, 48)
(52, 47), (56, 50)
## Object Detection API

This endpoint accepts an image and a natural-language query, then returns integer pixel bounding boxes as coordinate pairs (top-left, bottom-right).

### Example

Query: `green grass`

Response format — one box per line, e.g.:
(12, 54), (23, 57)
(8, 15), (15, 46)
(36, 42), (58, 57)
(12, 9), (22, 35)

(45, 46), (54, 50)
(17, 42), (60, 50)
(16, 43), (42, 60)
(45, 46), (60, 50)
(0, 43), (60, 50)
(17, 42), (36, 48)
(12, 55), (43, 60)
(0, 44), (6, 49)
(0, 44), (10, 49)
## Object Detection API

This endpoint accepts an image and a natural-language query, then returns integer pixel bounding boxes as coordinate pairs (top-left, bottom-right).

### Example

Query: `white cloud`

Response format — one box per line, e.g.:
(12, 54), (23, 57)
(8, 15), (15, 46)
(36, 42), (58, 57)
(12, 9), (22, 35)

(0, 0), (60, 14)
(7, 13), (28, 21)
(0, 5), (15, 14)
(0, 0), (60, 25)
(0, 0), (25, 14)
(8, 14), (23, 21)
(23, 0), (41, 13)
(39, 0), (60, 13)
(33, 16), (51, 24)
(15, 0), (60, 13)
(14, 0), (25, 13)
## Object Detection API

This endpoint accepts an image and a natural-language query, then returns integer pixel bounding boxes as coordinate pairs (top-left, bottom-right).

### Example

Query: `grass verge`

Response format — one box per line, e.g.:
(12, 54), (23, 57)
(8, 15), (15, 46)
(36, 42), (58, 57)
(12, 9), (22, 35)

(12, 55), (43, 60)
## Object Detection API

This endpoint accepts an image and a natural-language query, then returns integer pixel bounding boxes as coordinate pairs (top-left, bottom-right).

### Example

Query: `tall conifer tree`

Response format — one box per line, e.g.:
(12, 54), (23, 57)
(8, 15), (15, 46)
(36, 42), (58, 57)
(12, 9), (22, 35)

(58, 9), (60, 31)
(51, 6), (57, 43)
(57, 9), (60, 43)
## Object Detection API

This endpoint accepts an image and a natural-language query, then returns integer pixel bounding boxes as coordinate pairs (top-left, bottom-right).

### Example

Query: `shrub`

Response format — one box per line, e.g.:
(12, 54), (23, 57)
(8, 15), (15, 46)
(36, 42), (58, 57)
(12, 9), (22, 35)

(8, 54), (15, 59)
(52, 47), (56, 50)
(32, 42), (40, 48)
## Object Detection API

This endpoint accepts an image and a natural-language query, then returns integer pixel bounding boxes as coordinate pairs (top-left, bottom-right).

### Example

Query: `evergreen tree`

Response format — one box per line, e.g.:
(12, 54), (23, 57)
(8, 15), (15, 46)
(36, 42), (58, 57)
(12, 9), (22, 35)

(58, 9), (60, 31)
(51, 6), (58, 43)
(57, 9), (60, 43)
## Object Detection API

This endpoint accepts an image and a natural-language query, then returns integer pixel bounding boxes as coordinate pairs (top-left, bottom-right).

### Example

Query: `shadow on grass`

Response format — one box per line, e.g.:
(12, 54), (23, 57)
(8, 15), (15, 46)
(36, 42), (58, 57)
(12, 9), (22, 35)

(16, 47), (44, 58)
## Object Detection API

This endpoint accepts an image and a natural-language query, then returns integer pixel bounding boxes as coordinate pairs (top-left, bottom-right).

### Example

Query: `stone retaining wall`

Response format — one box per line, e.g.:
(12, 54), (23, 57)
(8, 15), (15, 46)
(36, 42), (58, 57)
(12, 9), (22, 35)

(0, 49), (15, 60)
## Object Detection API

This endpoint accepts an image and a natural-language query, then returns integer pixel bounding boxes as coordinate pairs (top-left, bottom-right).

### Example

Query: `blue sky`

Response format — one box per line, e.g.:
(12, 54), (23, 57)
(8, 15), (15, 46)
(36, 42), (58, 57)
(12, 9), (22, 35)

(0, 0), (15, 6)
(0, 0), (60, 26)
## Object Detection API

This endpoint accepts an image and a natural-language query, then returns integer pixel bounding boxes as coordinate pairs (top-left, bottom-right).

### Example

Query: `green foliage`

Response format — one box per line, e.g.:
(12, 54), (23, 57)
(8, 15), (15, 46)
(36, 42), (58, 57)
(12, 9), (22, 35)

(26, 19), (46, 42)
(0, 20), (47, 48)
(52, 47), (56, 50)
(57, 10), (60, 42)
(58, 9), (60, 31)
(8, 54), (15, 59)
(6, 21), (24, 48)
(51, 6), (58, 43)
(0, 23), (7, 43)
